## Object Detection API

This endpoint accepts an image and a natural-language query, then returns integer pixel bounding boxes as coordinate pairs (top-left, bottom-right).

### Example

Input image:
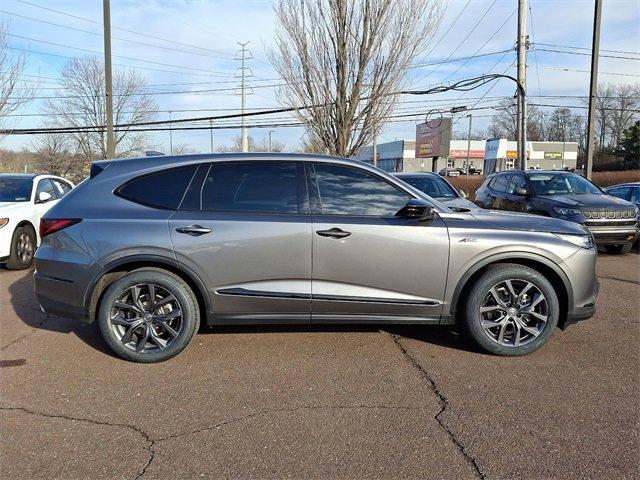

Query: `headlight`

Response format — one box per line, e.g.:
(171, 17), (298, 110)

(555, 233), (594, 250)
(553, 207), (581, 216)
(0, 218), (8, 229)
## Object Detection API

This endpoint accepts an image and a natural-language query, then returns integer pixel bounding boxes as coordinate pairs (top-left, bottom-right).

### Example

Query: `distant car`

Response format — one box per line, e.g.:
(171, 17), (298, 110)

(603, 182), (640, 208)
(475, 170), (639, 254)
(456, 165), (482, 175)
(438, 167), (460, 177)
(394, 172), (477, 210)
(0, 174), (74, 269)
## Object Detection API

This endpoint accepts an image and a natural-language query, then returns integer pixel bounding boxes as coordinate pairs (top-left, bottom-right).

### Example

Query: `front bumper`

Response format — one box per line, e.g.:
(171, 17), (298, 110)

(583, 219), (638, 245)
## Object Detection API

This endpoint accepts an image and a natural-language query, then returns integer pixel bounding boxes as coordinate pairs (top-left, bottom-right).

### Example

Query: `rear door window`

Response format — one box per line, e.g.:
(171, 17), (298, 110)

(116, 165), (198, 209)
(200, 161), (302, 214)
(507, 174), (527, 194)
(51, 179), (72, 198)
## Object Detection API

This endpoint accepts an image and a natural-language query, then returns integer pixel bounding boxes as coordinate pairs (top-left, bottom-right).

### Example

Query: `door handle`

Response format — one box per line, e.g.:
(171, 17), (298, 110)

(175, 225), (212, 236)
(316, 227), (351, 239)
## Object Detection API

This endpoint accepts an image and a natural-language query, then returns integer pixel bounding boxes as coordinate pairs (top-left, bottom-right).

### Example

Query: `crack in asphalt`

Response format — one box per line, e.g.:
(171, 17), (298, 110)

(597, 274), (640, 286)
(1, 403), (423, 480)
(0, 309), (49, 352)
(0, 405), (154, 480)
(386, 332), (485, 480)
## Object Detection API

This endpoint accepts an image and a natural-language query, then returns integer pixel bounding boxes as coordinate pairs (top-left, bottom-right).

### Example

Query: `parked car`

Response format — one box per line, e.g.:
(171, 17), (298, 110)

(394, 172), (477, 210)
(1, 174), (74, 269)
(456, 165), (482, 175)
(474, 170), (639, 254)
(438, 167), (460, 177)
(603, 182), (640, 208)
(35, 154), (598, 362)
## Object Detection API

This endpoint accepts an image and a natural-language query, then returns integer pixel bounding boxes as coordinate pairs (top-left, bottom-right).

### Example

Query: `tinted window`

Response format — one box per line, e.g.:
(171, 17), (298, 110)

(36, 178), (57, 199)
(116, 165), (197, 209)
(51, 179), (72, 198)
(0, 176), (33, 202)
(201, 162), (299, 213)
(529, 174), (601, 195)
(312, 164), (410, 216)
(400, 176), (457, 199)
(607, 186), (631, 201)
(492, 174), (510, 193)
(507, 174), (527, 194)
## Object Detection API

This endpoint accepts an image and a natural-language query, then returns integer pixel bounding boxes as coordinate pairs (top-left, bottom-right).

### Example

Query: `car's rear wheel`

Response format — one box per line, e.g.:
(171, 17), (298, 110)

(6, 226), (36, 270)
(604, 243), (632, 255)
(462, 264), (559, 356)
(98, 269), (199, 363)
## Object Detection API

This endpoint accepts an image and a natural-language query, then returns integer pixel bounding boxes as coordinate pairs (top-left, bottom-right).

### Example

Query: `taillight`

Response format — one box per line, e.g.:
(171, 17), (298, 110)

(39, 218), (81, 238)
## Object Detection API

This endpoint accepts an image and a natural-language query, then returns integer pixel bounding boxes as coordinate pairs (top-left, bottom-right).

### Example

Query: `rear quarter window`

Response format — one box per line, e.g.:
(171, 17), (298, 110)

(115, 165), (197, 209)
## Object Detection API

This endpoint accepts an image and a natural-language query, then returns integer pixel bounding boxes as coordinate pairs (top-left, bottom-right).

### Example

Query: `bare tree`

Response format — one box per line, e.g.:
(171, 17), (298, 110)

(487, 99), (544, 141)
(217, 134), (285, 152)
(44, 57), (157, 160)
(0, 21), (38, 139)
(269, 0), (443, 157)
(546, 107), (573, 142)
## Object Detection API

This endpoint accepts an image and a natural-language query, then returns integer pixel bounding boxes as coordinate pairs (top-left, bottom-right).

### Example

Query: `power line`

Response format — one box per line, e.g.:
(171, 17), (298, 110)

(0, 9), (237, 60)
(415, 0), (498, 83)
(5, 46), (235, 78)
(440, 8), (517, 83)
(536, 47), (640, 61)
(535, 66), (640, 78)
(536, 42), (640, 56)
(6, 33), (234, 75)
(416, 0), (473, 64)
(13, 0), (236, 58)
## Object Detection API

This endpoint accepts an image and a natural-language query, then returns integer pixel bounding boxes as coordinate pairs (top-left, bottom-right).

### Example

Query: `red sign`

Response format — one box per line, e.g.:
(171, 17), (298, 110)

(449, 149), (484, 159)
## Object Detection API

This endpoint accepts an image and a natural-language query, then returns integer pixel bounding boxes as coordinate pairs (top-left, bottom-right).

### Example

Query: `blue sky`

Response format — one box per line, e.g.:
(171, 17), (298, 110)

(2, 0), (639, 153)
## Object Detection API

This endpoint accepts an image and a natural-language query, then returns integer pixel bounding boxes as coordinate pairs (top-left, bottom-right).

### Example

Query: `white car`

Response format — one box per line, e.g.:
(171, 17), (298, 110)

(0, 174), (74, 270)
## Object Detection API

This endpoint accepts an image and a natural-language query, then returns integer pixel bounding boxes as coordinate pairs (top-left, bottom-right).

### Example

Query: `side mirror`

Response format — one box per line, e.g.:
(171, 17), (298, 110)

(36, 191), (52, 204)
(459, 189), (467, 199)
(397, 199), (436, 221)
(514, 188), (529, 196)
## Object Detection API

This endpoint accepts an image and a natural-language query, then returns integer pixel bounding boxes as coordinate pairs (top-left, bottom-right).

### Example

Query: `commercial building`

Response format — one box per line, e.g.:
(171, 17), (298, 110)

(353, 139), (578, 173)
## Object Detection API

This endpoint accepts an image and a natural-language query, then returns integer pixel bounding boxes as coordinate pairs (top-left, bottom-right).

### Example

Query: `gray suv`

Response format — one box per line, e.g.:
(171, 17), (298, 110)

(34, 154), (598, 362)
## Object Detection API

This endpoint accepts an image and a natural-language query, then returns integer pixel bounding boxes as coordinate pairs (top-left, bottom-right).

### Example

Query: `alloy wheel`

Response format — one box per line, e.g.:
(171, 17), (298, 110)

(109, 283), (183, 353)
(479, 279), (548, 347)
(16, 232), (34, 264)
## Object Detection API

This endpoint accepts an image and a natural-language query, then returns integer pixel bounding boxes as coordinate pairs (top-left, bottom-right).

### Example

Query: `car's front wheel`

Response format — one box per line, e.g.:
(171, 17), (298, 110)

(98, 269), (200, 363)
(462, 264), (559, 356)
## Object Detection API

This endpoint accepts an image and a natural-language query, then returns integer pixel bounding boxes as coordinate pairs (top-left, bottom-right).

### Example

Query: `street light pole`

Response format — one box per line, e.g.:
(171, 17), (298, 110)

(268, 130), (274, 152)
(209, 119), (214, 153)
(168, 111), (173, 154)
(465, 114), (472, 176)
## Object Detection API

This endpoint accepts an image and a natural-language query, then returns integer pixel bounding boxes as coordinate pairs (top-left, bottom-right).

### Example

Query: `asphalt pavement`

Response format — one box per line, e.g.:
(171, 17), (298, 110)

(1, 251), (638, 479)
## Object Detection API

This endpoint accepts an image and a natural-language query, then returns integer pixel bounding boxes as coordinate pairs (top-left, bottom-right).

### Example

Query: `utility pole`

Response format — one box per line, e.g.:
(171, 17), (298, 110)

(516, 0), (528, 170)
(372, 131), (378, 168)
(168, 111), (173, 154)
(465, 114), (472, 176)
(236, 42), (253, 153)
(585, 0), (602, 180)
(102, 0), (115, 159)
(209, 119), (214, 153)
(268, 130), (274, 152)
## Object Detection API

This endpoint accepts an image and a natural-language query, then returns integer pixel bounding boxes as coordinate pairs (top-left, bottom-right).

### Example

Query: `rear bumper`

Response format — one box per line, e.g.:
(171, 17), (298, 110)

(34, 271), (88, 321)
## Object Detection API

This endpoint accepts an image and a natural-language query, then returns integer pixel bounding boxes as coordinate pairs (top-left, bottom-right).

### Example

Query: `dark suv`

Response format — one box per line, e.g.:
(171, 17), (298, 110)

(475, 170), (639, 254)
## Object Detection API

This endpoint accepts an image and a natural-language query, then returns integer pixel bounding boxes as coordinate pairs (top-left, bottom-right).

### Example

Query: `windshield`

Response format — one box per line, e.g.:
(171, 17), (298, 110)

(399, 176), (458, 199)
(529, 174), (601, 195)
(0, 176), (33, 202)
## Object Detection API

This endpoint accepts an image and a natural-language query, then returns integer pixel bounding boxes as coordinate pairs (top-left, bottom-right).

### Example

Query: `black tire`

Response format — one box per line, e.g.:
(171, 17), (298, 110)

(604, 243), (633, 255)
(98, 269), (200, 363)
(6, 225), (36, 270)
(462, 264), (559, 356)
